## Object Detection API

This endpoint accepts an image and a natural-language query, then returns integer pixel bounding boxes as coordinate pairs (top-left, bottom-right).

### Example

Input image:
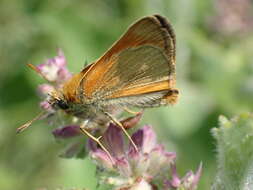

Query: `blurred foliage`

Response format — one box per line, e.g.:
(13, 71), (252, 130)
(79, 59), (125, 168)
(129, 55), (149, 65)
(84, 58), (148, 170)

(0, 0), (253, 189)
(212, 113), (253, 190)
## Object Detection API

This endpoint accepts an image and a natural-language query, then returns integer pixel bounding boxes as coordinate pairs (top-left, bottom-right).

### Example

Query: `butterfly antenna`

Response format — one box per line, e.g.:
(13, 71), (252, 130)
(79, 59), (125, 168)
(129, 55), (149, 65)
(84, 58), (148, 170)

(27, 63), (52, 83)
(16, 111), (46, 133)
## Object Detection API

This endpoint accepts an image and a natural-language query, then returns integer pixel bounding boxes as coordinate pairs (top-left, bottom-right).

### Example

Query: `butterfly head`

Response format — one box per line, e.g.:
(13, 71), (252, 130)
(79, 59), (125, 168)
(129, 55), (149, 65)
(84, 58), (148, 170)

(49, 90), (70, 111)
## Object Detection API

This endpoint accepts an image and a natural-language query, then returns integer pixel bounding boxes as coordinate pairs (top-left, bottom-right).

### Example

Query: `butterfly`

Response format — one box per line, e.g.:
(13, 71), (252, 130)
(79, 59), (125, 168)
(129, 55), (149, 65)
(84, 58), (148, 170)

(18, 14), (179, 158)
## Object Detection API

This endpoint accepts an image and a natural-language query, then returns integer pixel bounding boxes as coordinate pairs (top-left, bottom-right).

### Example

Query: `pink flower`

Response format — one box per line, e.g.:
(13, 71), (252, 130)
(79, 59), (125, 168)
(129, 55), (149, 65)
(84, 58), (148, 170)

(37, 84), (55, 97)
(36, 49), (71, 83)
(88, 124), (176, 189)
(34, 50), (72, 112)
(210, 0), (253, 37)
(164, 163), (202, 190)
(53, 125), (81, 138)
(51, 113), (143, 159)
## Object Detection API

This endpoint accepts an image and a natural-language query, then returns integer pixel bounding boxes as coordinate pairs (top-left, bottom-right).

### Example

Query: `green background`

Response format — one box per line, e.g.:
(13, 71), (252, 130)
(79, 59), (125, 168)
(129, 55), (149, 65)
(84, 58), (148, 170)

(1, 0), (253, 189)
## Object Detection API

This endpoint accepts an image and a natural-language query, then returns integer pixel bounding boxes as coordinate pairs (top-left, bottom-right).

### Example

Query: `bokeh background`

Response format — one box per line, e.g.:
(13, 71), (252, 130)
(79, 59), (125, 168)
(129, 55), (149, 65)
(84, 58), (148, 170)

(1, 0), (253, 189)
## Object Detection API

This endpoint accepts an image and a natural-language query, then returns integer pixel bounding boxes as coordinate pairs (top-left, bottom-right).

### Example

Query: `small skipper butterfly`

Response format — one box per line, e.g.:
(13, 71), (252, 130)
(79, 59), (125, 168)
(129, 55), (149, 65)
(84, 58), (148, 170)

(17, 14), (179, 157)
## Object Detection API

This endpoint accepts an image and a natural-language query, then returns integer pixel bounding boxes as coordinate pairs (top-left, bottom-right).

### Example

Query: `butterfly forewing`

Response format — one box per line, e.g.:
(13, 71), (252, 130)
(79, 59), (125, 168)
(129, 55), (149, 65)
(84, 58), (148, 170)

(79, 15), (177, 107)
(97, 46), (171, 96)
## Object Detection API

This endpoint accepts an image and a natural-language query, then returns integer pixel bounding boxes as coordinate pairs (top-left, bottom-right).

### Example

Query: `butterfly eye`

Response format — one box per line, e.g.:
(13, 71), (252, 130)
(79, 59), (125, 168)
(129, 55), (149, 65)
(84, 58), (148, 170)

(56, 99), (69, 110)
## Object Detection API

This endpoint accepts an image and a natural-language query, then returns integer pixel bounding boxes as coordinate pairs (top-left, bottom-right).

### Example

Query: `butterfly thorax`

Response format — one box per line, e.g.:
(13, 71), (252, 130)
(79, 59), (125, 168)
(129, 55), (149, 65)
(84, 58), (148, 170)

(50, 80), (119, 127)
(62, 72), (84, 103)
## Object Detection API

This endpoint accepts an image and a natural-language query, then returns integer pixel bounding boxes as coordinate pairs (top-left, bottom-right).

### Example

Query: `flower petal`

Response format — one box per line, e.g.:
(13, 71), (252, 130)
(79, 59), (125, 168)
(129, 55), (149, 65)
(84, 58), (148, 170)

(130, 126), (157, 154)
(191, 162), (202, 188)
(170, 164), (181, 187)
(147, 145), (176, 177)
(164, 162), (202, 190)
(102, 123), (125, 157)
(181, 162), (202, 190)
(90, 149), (115, 170)
(121, 112), (143, 129)
(54, 49), (67, 67)
(57, 67), (72, 81)
(129, 128), (143, 152)
(37, 84), (54, 96)
(87, 138), (98, 152)
(52, 125), (81, 138)
(116, 157), (132, 177)
(37, 62), (59, 82)
(39, 101), (52, 111)
(36, 50), (71, 83)
(133, 153), (150, 177)
(141, 126), (157, 153)
(129, 179), (152, 190)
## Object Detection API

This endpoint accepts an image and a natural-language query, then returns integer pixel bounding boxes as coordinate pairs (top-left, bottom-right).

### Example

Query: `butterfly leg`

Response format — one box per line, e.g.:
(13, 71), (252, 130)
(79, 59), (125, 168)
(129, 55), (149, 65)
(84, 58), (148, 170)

(104, 112), (138, 152)
(79, 121), (114, 162)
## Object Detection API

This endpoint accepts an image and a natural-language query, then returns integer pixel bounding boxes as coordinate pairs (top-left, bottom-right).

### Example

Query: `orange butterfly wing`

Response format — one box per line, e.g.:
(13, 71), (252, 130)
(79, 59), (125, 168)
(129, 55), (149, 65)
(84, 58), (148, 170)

(62, 63), (94, 103)
(78, 15), (177, 107)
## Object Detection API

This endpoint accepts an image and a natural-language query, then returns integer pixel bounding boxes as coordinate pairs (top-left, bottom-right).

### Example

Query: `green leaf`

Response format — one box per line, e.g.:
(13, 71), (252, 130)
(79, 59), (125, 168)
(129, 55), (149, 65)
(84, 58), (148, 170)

(212, 113), (253, 190)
